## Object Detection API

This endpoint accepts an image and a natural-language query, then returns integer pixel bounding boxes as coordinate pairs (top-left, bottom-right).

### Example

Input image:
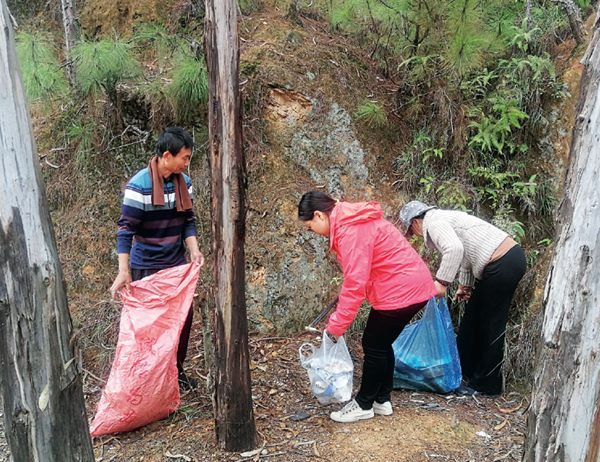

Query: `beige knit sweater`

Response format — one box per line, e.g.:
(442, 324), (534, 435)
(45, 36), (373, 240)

(422, 209), (508, 287)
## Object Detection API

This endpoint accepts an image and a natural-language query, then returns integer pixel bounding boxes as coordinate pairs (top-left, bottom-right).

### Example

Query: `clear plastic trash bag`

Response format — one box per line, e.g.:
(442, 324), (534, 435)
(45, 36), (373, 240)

(299, 332), (354, 404)
(90, 263), (200, 437)
(392, 297), (462, 394)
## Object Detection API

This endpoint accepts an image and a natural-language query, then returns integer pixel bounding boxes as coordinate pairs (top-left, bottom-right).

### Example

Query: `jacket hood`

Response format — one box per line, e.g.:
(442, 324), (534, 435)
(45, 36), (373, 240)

(329, 202), (383, 249)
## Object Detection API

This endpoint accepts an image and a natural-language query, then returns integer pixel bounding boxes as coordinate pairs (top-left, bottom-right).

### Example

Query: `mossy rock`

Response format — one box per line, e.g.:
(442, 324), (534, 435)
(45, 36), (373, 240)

(285, 31), (304, 47)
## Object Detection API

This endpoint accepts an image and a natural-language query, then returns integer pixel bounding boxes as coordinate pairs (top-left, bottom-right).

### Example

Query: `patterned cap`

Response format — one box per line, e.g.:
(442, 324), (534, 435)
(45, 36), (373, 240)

(399, 201), (437, 230)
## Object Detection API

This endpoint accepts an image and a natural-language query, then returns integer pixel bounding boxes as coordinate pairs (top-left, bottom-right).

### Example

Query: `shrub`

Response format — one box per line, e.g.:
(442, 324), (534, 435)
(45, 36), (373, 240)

(73, 39), (142, 102)
(355, 101), (388, 128)
(166, 55), (209, 124)
(16, 32), (69, 105)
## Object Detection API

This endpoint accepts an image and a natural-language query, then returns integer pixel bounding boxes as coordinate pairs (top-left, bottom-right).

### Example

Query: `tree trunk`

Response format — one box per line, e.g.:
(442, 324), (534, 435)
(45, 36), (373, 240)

(0, 1), (94, 461)
(552, 0), (586, 46)
(525, 0), (533, 32)
(522, 16), (600, 462)
(204, 0), (257, 452)
(59, 0), (79, 87)
(199, 294), (215, 384)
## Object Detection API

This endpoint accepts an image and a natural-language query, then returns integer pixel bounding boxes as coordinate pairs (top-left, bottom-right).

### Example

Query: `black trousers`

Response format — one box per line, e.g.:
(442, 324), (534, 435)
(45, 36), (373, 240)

(456, 245), (527, 395)
(130, 267), (194, 376)
(355, 301), (427, 410)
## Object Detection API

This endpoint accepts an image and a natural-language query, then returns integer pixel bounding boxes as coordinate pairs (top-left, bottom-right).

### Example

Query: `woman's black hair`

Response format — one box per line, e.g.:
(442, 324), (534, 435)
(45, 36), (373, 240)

(298, 191), (337, 221)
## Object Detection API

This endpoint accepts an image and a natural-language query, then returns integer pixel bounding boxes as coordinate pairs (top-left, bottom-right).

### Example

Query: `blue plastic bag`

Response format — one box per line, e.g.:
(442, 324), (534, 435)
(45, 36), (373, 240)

(392, 297), (461, 393)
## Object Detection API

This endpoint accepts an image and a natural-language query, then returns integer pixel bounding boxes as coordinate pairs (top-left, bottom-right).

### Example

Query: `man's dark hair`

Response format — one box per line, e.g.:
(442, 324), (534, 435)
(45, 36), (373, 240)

(156, 127), (194, 158)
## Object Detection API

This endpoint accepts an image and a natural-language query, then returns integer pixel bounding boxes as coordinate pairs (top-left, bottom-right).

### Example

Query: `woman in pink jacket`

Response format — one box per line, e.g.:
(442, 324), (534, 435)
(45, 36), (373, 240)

(298, 191), (436, 423)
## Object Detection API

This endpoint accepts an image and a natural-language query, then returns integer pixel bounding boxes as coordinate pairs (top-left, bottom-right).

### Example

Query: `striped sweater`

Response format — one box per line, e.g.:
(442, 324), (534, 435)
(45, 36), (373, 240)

(117, 167), (197, 270)
(422, 209), (508, 287)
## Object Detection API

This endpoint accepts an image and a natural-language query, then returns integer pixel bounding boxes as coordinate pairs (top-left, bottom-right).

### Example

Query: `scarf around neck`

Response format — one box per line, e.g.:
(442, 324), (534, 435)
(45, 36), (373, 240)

(148, 155), (193, 212)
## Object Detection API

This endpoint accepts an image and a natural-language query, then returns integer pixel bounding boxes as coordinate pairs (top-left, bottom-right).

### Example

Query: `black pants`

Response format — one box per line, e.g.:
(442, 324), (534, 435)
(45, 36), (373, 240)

(130, 267), (194, 376)
(456, 245), (527, 395)
(355, 301), (427, 410)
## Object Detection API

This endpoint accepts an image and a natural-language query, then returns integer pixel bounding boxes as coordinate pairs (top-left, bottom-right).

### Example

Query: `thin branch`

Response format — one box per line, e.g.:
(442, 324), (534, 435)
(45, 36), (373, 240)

(97, 137), (148, 154)
(83, 368), (107, 384)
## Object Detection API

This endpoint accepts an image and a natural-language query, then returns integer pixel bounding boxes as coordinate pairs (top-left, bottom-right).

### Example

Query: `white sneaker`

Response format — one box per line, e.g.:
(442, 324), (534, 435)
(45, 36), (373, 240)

(373, 401), (393, 416)
(330, 399), (374, 423)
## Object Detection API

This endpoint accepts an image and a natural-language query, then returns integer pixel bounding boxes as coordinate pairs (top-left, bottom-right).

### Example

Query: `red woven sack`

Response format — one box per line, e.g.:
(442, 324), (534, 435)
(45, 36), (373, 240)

(90, 263), (200, 437)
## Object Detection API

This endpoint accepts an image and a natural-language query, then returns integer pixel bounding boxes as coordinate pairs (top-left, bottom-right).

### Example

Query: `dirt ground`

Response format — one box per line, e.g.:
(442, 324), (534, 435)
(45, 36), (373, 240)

(0, 328), (528, 462)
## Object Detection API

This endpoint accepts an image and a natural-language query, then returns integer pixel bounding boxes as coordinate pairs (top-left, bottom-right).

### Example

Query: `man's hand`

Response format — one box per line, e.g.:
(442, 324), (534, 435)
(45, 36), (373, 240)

(453, 285), (471, 302)
(185, 236), (204, 266)
(190, 250), (205, 267)
(434, 280), (447, 298)
(111, 253), (131, 299)
(110, 270), (131, 299)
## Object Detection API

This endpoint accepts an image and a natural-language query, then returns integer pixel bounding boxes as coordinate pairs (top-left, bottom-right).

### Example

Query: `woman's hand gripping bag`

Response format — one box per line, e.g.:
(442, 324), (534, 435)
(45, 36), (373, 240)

(90, 263), (201, 437)
(392, 297), (461, 393)
(299, 332), (354, 404)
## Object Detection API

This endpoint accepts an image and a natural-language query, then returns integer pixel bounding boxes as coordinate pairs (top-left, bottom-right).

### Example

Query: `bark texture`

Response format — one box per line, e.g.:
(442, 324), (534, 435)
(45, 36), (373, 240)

(204, 0), (257, 452)
(523, 16), (600, 462)
(0, 1), (94, 461)
(551, 0), (586, 45)
(59, 0), (80, 87)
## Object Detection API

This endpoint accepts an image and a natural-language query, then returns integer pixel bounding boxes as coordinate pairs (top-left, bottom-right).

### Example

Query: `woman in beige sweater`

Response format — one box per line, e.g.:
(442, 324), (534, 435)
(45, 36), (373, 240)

(400, 201), (527, 397)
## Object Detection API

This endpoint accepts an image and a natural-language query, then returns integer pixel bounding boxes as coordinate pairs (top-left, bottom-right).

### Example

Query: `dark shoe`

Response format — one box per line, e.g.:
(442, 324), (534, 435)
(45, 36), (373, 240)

(178, 372), (199, 391)
(454, 386), (479, 397)
(479, 391), (501, 398)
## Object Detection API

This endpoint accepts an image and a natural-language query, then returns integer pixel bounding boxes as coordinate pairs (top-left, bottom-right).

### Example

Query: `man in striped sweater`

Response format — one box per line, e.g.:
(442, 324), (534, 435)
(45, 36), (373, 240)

(110, 127), (204, 390)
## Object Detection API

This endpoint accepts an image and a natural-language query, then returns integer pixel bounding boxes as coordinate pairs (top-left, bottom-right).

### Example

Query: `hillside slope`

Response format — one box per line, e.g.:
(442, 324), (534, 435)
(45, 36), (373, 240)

(1, 2), (591, 461)
(29, 1), (583, 382)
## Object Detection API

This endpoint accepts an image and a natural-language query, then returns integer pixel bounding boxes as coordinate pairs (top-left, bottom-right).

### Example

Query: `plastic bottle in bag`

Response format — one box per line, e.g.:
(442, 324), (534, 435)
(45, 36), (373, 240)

(299, 333), (354, 404)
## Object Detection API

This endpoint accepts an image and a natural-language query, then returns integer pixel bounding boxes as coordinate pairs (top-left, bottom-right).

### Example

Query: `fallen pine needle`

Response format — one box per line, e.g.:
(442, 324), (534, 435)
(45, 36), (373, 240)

(313, 440), (321, 457)
(165, 450), (192, 461)
(93, 436), (118, 448)
(253, 443), (267, 462)
(492, 449), (514, 461)
(497, 401), (523, 414)
(293, 440), (316, 447)
(494, 418), (508, 431)
(83, 368), (107, 384)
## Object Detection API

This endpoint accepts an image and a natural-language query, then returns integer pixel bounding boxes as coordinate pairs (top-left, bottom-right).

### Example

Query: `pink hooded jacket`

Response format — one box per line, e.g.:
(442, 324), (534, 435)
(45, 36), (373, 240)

(326, 202), (436, 336)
